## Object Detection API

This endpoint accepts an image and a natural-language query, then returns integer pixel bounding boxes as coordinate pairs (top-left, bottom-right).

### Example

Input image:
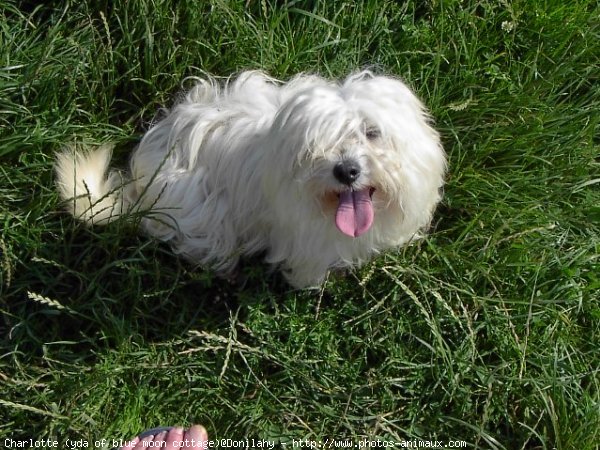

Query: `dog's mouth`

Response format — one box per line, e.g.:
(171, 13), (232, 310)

(334, 187), (375, 238)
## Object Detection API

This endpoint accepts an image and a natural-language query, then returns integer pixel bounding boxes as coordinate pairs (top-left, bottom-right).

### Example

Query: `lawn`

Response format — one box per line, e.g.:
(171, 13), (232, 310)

(1, 0), (598, 448)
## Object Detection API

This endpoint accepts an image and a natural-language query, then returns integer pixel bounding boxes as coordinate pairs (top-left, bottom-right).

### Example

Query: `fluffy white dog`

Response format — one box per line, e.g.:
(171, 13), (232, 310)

(55, 71), (446, 288)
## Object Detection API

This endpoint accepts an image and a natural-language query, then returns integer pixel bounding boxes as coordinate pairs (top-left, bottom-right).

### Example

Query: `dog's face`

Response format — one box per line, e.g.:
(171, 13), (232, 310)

(264, 72), (445, 240)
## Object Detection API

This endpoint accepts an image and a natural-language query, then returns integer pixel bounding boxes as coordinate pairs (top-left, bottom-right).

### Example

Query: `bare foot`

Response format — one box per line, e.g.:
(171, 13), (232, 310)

(119, 425), (208, 449)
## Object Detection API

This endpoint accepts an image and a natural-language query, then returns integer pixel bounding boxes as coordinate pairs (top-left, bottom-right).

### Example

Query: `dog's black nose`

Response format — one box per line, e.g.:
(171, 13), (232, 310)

(333, 159), (361, 186)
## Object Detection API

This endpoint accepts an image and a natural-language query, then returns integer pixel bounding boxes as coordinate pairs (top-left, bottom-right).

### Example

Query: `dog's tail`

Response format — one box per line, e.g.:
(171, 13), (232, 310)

(55, 144), (130, 225)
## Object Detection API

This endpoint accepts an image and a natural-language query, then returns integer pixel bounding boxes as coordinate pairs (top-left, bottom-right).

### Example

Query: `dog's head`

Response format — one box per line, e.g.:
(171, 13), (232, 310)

(264, 71), (446, 241)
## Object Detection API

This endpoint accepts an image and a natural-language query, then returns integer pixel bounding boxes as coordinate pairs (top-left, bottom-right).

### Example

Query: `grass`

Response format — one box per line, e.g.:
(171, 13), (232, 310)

(1, 0), (598, 448)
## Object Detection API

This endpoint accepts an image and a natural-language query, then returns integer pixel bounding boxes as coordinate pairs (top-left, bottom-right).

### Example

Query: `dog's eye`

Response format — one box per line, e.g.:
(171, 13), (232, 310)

(365, 127), (381, 141)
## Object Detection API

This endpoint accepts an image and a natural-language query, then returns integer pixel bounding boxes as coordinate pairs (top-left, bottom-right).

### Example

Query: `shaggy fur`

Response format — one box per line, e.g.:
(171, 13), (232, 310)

(55, 71), (446, 288)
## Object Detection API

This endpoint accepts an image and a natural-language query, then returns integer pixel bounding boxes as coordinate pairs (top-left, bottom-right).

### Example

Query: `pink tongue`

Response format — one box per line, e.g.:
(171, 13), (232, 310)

(335, 189), (374, 237)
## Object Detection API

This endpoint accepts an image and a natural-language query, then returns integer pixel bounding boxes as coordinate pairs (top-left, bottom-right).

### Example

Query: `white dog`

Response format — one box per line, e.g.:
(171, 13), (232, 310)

(55, 71), (445, 288)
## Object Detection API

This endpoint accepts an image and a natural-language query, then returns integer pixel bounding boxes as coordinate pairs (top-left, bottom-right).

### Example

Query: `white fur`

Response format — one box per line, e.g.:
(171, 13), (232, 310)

(55, 71), (446, 288)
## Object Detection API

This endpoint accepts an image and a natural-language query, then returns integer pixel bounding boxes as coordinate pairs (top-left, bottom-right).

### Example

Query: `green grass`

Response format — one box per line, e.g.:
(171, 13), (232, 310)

(1, 0), (598, 448)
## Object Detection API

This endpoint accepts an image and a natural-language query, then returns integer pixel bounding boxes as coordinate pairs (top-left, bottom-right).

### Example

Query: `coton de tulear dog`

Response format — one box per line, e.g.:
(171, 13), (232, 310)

(55, 71), (445, 288)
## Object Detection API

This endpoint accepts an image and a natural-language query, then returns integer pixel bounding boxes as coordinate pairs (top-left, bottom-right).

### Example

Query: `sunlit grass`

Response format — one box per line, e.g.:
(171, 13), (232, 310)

(1, 1), (598, 448)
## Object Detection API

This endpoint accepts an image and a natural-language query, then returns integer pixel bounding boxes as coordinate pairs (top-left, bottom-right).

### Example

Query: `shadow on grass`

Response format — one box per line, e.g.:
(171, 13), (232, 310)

(3, 220), (296, 361)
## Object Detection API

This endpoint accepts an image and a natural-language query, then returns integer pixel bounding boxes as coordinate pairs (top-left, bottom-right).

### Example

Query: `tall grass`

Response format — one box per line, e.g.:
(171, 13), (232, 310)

(1, 0), (598, 448)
